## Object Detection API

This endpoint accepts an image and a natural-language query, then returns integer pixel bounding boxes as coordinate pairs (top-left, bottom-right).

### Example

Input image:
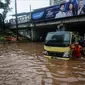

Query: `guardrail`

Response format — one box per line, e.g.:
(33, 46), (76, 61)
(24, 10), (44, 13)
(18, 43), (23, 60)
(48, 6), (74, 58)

(9, 15), (31, 24)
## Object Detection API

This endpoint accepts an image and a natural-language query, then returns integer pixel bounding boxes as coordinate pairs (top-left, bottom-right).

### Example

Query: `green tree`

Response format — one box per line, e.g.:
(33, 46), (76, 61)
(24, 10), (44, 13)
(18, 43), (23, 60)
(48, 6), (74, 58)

(0, 0), (11, 20)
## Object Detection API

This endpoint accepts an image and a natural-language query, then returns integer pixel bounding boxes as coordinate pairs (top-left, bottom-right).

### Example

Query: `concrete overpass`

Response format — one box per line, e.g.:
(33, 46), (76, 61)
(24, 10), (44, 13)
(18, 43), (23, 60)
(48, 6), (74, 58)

(9, 15), (85, 41)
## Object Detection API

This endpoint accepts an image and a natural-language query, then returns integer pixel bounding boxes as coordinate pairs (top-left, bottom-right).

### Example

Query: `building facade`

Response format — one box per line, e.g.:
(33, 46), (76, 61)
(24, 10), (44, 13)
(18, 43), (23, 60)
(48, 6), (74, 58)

(49, 0), (70, 5)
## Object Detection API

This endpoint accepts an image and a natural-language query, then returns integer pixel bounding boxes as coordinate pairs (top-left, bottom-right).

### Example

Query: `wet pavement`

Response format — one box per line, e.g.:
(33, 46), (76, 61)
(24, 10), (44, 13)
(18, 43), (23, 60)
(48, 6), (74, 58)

(0, 42), (85, 85)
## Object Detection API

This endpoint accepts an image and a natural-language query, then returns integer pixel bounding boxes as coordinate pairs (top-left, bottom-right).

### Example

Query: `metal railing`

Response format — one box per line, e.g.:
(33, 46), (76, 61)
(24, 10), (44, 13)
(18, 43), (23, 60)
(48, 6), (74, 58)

(9, 15), (31, 24)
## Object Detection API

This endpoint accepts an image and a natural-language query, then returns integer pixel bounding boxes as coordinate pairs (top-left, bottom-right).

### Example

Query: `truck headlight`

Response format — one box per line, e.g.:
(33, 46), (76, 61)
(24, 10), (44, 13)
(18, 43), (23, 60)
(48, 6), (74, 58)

(43, 51), (48, 55)
(63, 52), (69, 57)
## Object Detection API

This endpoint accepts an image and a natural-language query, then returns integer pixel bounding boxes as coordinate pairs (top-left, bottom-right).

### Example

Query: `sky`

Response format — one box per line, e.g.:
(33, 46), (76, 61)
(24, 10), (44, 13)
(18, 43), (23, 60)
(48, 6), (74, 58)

(6, 0), (50, 20)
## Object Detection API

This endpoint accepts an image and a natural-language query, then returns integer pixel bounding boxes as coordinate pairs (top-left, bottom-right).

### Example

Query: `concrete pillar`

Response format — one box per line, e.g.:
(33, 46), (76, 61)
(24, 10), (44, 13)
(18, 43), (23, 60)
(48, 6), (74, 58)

(49, 0), (54, 5)
(31, 27), (40, 41)
(31, 27), (34, 41)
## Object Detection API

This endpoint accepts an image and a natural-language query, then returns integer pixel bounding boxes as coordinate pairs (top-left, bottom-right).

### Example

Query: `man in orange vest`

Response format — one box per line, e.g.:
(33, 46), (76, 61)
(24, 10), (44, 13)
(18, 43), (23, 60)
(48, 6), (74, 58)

(71, 42), (83, 59)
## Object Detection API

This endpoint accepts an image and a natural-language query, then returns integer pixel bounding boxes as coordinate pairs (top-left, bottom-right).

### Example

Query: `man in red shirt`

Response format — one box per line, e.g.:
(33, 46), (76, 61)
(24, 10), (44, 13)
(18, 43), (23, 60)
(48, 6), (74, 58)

(71, 42), (83, 59)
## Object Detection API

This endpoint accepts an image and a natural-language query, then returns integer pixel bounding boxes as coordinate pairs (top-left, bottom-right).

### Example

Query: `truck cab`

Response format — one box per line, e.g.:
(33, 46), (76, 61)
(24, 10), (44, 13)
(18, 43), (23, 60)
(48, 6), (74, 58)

(44, 31), (74, 60)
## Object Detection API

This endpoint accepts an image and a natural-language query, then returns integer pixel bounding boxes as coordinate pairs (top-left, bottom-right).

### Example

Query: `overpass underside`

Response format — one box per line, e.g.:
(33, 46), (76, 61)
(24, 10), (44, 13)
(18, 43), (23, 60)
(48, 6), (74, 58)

(10, 15), (85, 41)
(34, 15), (85, 41)
(33, 22), (85, 41)
(65, 22), (85, 36)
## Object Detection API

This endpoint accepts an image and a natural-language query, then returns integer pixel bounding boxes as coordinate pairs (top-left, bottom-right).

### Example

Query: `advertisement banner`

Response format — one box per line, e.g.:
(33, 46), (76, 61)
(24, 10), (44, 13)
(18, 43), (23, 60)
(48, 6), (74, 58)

(31, 0), (85, 22)
(31, 8), (45, 22)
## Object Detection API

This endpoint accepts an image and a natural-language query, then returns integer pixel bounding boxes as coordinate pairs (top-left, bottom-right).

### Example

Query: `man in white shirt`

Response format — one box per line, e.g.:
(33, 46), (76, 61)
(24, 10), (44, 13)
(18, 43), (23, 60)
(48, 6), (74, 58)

(55, 4), (66, 19)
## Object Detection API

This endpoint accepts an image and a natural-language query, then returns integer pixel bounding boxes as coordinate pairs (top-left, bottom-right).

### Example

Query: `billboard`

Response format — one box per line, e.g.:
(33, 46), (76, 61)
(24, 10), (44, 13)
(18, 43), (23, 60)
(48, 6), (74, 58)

(32, 0), (85, 22)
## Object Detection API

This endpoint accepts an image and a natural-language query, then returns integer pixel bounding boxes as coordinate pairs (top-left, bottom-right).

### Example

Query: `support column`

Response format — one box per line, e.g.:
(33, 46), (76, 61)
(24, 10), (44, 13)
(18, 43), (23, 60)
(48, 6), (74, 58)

(31, 27), (34, 41)
(31, 27), (40, 41)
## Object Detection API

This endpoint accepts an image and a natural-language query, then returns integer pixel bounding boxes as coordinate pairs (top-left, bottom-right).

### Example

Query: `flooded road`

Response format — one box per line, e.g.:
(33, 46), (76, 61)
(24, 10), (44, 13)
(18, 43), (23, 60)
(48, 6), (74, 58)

(0, 42), (85, 85)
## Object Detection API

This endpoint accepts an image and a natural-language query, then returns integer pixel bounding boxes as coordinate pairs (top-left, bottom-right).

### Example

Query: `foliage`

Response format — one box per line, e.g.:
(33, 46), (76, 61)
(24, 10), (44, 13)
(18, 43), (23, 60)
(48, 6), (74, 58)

(0, 0), (11, 19)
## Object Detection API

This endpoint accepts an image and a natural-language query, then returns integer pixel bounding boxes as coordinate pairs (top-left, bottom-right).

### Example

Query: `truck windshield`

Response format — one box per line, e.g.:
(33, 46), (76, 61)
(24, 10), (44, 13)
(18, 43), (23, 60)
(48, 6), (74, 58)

(45, 32), (70, 47)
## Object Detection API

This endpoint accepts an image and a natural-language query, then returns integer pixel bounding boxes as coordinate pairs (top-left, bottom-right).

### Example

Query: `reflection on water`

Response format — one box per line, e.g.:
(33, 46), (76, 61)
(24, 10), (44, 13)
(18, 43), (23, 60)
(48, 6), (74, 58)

(0, 42), (85, 85)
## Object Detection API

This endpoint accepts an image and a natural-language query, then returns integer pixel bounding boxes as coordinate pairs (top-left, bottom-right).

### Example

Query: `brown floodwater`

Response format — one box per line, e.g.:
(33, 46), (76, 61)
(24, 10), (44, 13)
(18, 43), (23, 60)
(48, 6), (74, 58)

(0, 42), (85, 85)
